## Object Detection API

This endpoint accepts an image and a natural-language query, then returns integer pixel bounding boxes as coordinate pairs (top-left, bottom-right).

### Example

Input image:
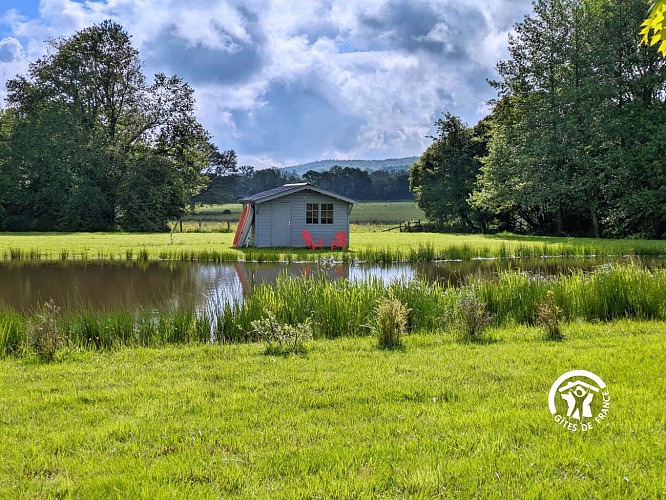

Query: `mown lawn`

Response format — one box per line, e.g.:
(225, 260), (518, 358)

(0, 231), (664, 262)
(1, 322), (664, 498)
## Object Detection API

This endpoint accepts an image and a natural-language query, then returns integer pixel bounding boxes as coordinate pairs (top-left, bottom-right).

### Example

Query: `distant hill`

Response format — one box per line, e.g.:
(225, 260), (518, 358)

(280, 157), (418, 176)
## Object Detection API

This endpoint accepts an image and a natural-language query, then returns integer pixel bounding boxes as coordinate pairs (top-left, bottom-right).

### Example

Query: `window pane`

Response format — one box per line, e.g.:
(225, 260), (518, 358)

(306, 203), (319, 224)
(321, 204), (334, 224)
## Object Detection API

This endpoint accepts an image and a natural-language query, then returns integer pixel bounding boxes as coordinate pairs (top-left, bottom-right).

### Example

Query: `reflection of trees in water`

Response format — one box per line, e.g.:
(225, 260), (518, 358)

(0, 262), (196, 311)
(0, 261), (353, 312)
(1, 257), (661, 312)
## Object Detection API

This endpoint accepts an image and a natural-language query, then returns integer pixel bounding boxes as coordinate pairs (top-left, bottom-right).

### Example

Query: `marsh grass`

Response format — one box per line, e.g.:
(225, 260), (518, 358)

(478, 265), (666, 325)
(407, 242), (436, 262)
(0, 310), (24, 357)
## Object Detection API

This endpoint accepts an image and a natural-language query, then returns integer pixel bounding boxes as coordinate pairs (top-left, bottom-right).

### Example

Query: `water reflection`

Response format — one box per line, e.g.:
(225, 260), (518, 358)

(0, 256), (661, 312)
(413, 257), (647, 287)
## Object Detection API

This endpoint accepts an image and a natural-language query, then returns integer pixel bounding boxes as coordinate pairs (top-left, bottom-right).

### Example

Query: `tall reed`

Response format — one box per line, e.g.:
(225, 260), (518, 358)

(0, 310), (25, 357)
(477, 264), (666, 324)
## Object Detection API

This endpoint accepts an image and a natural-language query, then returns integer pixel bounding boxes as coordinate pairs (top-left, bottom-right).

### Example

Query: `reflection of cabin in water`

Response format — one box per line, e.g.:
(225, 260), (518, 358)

(234, 262), (350, 295)
(233, 183), (355, 248)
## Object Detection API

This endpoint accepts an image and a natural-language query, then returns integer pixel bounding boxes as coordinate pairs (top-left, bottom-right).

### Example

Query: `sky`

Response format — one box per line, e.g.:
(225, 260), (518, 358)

(0, 0), (534, 168)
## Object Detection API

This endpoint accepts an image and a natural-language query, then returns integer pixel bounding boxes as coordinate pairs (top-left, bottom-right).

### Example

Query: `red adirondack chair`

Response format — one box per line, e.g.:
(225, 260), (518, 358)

(330, 231), (348, 250)
(302, 230), (323, 250)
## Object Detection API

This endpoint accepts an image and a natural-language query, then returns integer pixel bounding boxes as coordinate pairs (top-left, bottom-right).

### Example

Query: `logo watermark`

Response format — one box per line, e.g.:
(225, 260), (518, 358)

(548, 370), (610, 432)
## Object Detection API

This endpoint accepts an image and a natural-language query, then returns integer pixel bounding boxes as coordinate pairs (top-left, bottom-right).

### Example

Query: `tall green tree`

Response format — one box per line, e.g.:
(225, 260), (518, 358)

(3, 20), (214, 231)
(474, 0), (666, 237)
(410, 113), (488, 231)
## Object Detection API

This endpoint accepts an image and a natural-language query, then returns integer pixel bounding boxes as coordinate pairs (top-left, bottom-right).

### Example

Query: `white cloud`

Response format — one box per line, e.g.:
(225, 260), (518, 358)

(0, 36), (24, 61)
(0, 0), (534, 166)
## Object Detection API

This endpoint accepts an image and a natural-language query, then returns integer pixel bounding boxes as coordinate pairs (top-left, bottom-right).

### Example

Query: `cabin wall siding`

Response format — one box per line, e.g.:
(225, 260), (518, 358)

(254, 203), (273, 248)
(251, 191), (351, 248)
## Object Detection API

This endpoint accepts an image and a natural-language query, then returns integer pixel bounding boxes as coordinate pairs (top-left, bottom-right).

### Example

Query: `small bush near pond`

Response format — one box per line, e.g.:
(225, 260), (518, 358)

(373, 297), (410, 350)
(27, 299), (62, 361)
(455, 292), (492, 342)
(537, 290), (564, 340)
(251, 311), (313, 355)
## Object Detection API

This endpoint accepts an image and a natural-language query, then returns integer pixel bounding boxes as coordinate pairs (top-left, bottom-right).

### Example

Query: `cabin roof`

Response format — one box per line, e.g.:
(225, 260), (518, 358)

(239, 183), (356, 205)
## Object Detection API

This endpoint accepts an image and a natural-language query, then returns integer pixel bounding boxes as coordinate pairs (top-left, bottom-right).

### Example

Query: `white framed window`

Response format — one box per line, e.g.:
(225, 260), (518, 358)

(306, 203), (319, 224)
(305, 203), (334, 224)
(321, 204), (333, 224)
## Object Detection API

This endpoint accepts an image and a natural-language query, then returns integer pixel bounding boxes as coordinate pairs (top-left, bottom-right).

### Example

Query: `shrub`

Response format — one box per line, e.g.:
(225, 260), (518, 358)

(455, 292), (492, 342)
(27, 299), (62, 361)
(537, 290), (564, 340)
(251, 312), (313, 355)
(373, 297), (410, 350)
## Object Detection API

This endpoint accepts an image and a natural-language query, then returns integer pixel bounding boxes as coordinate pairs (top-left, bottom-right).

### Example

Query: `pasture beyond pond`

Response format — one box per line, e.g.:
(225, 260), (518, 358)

(181, 201), (426, 227)
(0, 230), (665, 263)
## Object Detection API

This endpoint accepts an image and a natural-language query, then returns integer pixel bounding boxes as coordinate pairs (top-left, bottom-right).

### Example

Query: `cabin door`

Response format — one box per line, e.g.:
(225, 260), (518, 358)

(272, 202), (292, 246)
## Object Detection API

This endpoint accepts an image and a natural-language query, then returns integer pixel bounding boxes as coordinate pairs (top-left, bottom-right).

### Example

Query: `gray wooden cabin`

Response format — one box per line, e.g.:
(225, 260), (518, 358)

(237, 183), (355, 248)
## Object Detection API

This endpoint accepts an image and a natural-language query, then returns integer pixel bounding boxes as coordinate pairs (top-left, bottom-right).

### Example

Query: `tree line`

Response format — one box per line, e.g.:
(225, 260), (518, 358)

(0, 21), (214, 232)
(195, 161), (412, 205)
(2, 1), (663, 237)
(411, 0), (666, 238)
(0, 20), (412, 233)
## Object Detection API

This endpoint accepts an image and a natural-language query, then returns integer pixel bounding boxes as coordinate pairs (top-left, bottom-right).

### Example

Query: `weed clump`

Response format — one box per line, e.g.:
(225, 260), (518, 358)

(373, 297), (410, 350)
(455, 292), (492, 342)
(537, 290), (564, 340)
(27, 299), (62, 361)
(251, 311), (312, 355)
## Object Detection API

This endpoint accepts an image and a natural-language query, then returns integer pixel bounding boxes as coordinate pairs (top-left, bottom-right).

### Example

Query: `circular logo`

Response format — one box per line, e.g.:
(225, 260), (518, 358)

(548, 370), (610, 432)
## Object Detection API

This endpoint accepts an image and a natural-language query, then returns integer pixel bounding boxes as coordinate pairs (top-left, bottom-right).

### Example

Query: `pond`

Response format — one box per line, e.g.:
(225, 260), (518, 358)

(0, 256), (662, 312)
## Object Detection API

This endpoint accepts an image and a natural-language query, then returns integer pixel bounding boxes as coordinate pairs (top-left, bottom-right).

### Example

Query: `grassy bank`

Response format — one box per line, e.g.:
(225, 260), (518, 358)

(0, 231), (664, 263)
(1, 324), (664, 498)
(2, 265), (665, 355)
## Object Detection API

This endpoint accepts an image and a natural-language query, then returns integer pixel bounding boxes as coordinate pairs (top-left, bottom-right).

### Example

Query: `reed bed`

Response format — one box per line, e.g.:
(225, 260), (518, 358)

(351, 241), (666, 264)
(477, 265), (666, 324)
(0, 310), (24, 356)
(1, 264), (664, 357)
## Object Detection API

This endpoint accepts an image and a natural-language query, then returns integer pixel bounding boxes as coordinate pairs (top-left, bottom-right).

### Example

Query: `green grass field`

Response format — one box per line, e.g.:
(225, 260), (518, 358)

(1, 322), (664, 498)
(0, 231), (664, 263)
(349, 201), (425, 225)
(188, 201), (424, 225)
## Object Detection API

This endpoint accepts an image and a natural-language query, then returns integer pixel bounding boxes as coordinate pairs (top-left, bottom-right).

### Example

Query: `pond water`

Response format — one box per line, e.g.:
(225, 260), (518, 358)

(0, 256), (662, 312)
